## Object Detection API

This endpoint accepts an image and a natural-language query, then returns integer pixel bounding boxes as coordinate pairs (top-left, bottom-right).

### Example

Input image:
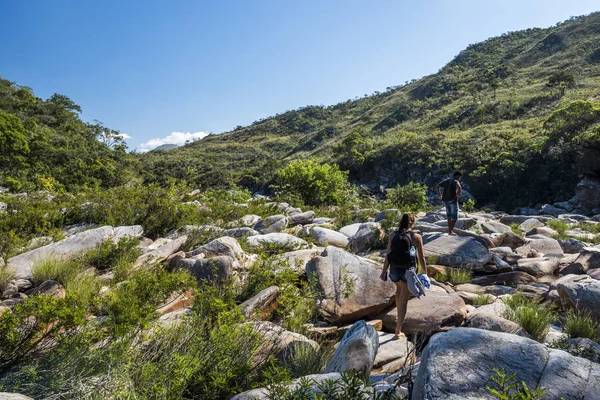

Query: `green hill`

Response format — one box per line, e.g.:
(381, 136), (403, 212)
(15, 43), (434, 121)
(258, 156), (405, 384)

(140, 12), (600, 209)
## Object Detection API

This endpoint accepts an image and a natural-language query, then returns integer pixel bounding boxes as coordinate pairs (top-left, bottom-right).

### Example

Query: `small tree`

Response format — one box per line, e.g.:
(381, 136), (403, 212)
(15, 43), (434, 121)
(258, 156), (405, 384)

(386, 182), (428, 212)
(546, 71), (576, 96)
(333, 130), (373, 171)
(274, 159), (350, 206)
(0, 109), (30, 176)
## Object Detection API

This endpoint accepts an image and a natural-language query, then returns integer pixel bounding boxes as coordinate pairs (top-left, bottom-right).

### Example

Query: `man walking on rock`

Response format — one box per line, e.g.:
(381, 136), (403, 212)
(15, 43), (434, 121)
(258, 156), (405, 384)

(436, 171), (462, 236)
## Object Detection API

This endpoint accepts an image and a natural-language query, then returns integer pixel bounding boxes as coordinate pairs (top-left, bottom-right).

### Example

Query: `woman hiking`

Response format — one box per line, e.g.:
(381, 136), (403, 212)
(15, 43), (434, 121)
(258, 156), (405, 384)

(380, 213), (428, 339)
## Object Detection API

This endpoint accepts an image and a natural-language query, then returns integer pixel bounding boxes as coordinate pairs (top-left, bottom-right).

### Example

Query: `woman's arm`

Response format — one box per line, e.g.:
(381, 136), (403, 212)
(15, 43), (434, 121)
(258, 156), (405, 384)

(380, 233), (394, 281)
(413, 233), (428, 275)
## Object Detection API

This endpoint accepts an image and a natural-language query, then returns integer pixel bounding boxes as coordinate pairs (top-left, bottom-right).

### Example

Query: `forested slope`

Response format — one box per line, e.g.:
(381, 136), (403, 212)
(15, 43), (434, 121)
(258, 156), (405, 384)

(140, 12), (600, 209)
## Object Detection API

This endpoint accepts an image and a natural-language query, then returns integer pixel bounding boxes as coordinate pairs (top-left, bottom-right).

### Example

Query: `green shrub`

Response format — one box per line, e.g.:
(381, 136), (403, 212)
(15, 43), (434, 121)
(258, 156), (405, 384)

(82, 237), (142, 271)
(386, 182), (427, 212)
(563, 309), (599, 341)
(101, 268), (195, 335)
(504, 293), (556, 342)
(473, 293), (494, 306)
(463, 198), (475, 212)
(487, 368), (546, 399)
(274, 159), (351, 206)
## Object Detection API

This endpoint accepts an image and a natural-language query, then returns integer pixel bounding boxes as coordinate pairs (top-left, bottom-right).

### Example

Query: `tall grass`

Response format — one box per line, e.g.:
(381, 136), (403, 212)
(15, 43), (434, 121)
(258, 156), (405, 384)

(431, 267), (473, 285)
(0, 265), (15, 290)
(563, 309), (599, 341)
(504, 293), (556, 342)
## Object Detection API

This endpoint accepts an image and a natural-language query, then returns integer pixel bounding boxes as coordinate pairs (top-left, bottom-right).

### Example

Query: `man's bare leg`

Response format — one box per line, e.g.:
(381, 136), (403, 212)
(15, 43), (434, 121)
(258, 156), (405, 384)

(448, 219), (457, 235)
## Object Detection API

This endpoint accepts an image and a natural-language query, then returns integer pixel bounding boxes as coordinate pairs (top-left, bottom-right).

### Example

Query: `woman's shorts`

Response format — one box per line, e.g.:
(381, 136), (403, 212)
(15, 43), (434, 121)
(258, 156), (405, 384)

(389, 265), (412, 283)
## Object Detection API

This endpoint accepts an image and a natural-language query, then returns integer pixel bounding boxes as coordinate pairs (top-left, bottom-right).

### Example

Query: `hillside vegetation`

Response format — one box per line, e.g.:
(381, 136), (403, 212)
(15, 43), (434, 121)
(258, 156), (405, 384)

(140, 12), (600, 209)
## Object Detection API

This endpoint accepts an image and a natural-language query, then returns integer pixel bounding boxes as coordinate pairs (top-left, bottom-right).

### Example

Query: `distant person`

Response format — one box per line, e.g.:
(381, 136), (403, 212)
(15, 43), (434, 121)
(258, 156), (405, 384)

(436, 171), (463, 236)
(380, 213), (428, 340)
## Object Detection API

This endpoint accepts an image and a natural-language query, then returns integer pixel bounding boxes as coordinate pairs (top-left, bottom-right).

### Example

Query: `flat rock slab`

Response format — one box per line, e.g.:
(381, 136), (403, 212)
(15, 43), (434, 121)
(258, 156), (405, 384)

(471, 271), (537, 287)
(516, 257), (559, 277)
(423, 234), (492, 271)
(8, 226), (116, 280)
(374, 332), (415, 370)
(412, 327), (600, 400)
(246, 233), (309, 252)
(481, 221), (512, 234)
(379, 291), (466, 335)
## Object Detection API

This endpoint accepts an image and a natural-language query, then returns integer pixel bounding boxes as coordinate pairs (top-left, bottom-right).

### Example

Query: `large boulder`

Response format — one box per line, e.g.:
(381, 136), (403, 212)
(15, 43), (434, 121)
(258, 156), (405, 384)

(187, 236), (244, 260)
(557, 279), (600, 320)
(276, 248), (322, 275)
(240, 214), (262, 227)
(412, 328), (600, 400)
(8, 226), (115, 280)
(308, 227), (349, 248)
(325, 320), (379, 377)
(422, 234), (492, 271)
(516, 257), (560, 277)
(246, 233), (309, 252)
(339, 223), (364, 238)
(306, 246), (395, 323)
(253, 215), (288, 234)
(173, 256), (236, 284)
(250, 321), (318, 365)
(499, 215), (552, 225)
(481, 221), (512, 234)
(240, 286), (280, 320)
(573, 248), (600, 270)
(575, 178), (600, 212)
(465, 312), (527, 336)
(516, 238), (564, 257)
(134, 236), (187, 268)
(348, 223), (385, 253)
(433, 218), (477, 230)
(222, 227), (259, 238)
(379, 291), (467, 335)
(288, 211), (315, 226)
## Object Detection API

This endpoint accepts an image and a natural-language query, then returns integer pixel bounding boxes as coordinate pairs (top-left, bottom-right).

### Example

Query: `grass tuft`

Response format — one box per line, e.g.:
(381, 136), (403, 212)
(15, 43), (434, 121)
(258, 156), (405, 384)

(563, 309), (599, 341)
(504, 293), (556, 342)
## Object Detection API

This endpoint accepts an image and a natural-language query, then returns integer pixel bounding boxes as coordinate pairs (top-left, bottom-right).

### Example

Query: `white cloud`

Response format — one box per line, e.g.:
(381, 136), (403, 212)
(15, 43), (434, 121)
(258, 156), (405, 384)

(138, 131), (209, 152)
(119, 133), (133, 140)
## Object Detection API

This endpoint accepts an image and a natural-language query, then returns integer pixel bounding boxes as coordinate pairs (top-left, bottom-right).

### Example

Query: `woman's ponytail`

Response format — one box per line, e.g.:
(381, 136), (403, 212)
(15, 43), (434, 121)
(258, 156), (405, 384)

(399, 213), (415, 232)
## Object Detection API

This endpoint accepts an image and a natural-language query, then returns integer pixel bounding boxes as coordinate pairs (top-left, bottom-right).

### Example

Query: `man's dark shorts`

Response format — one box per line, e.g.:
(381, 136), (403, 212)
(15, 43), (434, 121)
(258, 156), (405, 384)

(445, 200), (459, 221)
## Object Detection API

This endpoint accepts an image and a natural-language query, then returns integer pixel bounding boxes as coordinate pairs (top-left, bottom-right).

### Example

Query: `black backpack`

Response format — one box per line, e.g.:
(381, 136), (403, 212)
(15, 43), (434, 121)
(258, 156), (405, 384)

(388, 230), (414, 269)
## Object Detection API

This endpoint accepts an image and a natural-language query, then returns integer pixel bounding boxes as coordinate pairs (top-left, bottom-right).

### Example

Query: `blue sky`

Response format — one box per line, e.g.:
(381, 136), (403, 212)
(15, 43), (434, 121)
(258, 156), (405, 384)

(1, 0), (599, 151)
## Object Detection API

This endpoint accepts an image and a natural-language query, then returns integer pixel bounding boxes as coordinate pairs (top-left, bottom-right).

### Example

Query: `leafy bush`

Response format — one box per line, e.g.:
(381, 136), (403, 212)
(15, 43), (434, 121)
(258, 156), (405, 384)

(274, 159), (351, 206)
(386, 182), (427, 212)
(487, 368), (546, 399)
(463, 198), (475, 212)
(504, 293), (556, 342)
(82, 236), (142, 271)
(563, 309), (599, 341)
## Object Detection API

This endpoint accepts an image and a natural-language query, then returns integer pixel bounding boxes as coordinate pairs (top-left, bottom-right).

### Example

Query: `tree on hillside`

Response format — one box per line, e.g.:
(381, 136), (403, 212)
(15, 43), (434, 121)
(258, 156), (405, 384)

(274, 159), (350, 206)
(333, 129), (373, 172)
(0, 109), (29, 175)
(546, 71), (576, 96)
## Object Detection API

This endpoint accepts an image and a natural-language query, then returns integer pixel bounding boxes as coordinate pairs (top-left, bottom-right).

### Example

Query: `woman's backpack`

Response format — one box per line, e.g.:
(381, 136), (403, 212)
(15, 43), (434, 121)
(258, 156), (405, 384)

(388, 230), (415, 269)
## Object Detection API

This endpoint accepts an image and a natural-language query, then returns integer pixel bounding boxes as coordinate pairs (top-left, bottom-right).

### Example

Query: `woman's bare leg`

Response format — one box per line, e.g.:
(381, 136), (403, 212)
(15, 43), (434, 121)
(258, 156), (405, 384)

(395, 281), (410, 336)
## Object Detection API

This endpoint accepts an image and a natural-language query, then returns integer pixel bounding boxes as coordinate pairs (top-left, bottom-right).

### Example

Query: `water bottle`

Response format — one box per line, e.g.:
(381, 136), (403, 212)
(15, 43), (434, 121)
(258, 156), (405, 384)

(410, 245), (416, 258)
